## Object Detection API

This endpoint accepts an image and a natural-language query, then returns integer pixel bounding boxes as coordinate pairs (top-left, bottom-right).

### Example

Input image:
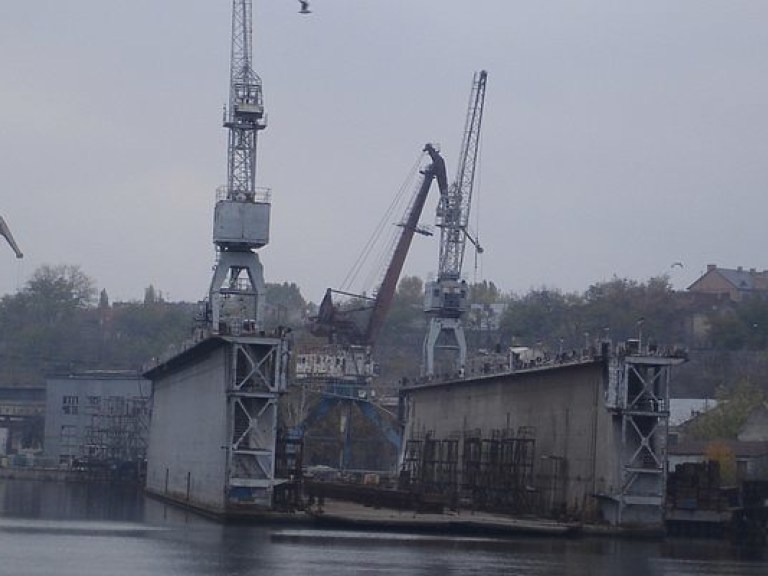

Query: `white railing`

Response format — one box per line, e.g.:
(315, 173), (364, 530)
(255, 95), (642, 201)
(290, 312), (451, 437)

(215, 185), (272, 203)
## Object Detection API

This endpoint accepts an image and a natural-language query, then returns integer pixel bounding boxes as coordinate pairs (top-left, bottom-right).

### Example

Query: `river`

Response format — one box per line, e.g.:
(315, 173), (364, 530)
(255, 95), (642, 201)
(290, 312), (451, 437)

(0, 479), (765, 576)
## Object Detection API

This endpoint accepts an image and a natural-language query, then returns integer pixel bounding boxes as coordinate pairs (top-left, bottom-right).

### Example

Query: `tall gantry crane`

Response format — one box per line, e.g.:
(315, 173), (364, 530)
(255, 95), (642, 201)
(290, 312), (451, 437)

(207, 0), (270, 333)
(423, 70), (487, 377)
(0, 216), (23, 259)
(200, 0), (288, 509)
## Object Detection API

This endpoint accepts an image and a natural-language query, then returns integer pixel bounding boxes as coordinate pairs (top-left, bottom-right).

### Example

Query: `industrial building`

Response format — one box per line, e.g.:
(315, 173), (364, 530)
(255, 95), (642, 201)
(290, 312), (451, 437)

(0, 387), (45, 459)
(44, 371), (150, 468)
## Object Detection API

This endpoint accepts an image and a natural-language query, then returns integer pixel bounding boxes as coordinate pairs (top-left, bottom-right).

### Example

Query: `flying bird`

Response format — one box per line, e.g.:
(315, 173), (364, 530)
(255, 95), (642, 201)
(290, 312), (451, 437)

(671, 262), (684, 269)
(298, 0), (311, 14)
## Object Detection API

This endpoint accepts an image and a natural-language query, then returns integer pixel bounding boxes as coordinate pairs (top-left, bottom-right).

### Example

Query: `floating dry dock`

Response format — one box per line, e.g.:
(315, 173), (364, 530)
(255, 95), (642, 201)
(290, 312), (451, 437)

(398, 343), (687, 529)
(144, 330), (295, 516)
(144, 338), (686, 532)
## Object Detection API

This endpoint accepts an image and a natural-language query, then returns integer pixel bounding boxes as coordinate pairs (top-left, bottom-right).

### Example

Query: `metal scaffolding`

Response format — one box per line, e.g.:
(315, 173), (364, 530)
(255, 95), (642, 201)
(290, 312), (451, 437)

(400, 426), (536, 513)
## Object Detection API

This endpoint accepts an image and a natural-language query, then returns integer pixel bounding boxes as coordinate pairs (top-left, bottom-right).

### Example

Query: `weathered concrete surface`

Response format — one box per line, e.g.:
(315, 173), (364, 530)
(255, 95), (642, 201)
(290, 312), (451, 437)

(402, 361), (621, 521)
(146, 343), (229, 513)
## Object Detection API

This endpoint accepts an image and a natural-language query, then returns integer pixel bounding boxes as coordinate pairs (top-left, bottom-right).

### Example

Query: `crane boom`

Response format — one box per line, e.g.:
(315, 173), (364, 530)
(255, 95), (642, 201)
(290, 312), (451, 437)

(0, 216), (22, 258)
(364, 144), (447, 346)
(311, 144), (447, 348)
(437, 70), (487, 281)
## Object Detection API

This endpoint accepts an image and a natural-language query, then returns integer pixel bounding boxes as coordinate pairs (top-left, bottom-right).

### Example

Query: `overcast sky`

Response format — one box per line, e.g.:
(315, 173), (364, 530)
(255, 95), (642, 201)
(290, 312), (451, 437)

(2, 1), (767, 303)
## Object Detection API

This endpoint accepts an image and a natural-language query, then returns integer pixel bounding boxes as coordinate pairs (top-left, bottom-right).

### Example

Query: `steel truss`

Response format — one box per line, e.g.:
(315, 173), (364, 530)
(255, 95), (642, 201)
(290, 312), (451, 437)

(225, 337), (288, 507)
(610, 354), (685, 524)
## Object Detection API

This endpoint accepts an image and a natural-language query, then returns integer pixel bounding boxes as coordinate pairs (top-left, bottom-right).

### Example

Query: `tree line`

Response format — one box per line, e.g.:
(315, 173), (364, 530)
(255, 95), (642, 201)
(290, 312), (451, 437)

(2, 264), (767, 440)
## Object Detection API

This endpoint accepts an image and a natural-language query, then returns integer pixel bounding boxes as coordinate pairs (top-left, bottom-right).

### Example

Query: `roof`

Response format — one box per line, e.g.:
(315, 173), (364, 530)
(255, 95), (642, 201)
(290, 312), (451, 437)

(669, 398), (718, 427)
(718, 268), (759, 291)
(142, 333), (282, 380)
(669, 439), (768, 459)
(402, 358), (604, 393)
(688, 265), (768, 293)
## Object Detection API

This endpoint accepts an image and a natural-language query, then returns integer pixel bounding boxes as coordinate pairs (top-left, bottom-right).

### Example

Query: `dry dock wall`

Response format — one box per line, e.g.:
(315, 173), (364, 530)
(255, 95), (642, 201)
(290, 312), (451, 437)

(146, 346), (228, 512)
(402, 361), (621, 520)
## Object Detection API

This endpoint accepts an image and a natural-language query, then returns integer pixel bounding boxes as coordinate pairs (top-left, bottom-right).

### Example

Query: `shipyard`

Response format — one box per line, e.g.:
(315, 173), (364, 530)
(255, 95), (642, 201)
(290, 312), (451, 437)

(1, 1), (768, 574)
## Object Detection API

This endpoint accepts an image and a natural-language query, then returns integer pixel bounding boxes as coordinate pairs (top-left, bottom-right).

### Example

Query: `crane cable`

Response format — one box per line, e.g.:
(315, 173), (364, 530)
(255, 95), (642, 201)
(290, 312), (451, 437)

(363, 154), (427, 292)
(340, 153), (423, 294)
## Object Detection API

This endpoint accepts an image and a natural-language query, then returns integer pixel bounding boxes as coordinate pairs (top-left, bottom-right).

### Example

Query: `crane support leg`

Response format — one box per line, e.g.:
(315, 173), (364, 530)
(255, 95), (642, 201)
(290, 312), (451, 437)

(356, 400), (402, 453)
(422, 317), (467, 378)
(209, 251), (265, 334)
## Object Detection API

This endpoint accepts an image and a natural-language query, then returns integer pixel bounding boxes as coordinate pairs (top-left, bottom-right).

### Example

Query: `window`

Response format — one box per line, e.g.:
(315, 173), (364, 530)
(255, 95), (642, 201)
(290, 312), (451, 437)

(62, 395), (79, 415)
(60, 425), (76, 440)
(60, 426), (77, 452)
(106, 396), (126, 415)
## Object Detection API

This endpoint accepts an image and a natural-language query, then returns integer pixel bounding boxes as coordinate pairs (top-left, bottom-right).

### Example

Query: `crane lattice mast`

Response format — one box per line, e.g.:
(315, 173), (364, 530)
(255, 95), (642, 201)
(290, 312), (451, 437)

(438, 70), (487, 281)
(225, 0), (266, 200)
(208, 0), (271, 334)
(423, 70), (488, 377)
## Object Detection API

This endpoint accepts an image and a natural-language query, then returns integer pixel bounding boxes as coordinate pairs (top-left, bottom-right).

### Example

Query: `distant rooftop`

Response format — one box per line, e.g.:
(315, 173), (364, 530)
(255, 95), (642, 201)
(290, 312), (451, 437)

(668, 398), (718, 427)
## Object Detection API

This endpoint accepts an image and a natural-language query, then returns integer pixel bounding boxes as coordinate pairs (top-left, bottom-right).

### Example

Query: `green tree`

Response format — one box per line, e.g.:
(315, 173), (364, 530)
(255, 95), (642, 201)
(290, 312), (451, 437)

(500, 287), (583, 347)
(688, 380), (766, 440)
(469, 280), (503, 306)
(143, 285), (158, 306)
(708, 298), (768, 350)
(99, 288), (109, 309)
(264, 282), (308, 328)
(381, 276), (423, 333)
(0, 265), (97, 385)
(377, 276), (425, 377)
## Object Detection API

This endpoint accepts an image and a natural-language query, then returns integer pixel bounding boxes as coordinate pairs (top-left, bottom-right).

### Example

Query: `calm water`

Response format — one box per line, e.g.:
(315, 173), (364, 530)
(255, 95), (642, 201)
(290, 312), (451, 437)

(0, 479), (766, 576)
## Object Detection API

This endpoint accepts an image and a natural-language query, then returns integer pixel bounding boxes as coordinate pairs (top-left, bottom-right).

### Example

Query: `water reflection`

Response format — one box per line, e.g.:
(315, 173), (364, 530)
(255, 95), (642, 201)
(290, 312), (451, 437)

(0, 479), (765, 576)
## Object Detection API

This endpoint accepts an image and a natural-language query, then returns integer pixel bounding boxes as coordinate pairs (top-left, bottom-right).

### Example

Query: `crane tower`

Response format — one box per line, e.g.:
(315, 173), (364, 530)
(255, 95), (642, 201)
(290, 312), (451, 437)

(208, 0), (269, 334)
(423, 70), (487, 377)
